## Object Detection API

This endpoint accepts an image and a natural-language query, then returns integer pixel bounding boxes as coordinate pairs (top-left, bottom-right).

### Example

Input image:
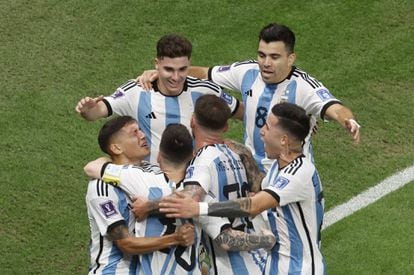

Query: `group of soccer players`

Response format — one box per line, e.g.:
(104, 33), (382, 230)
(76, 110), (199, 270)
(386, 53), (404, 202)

(76, 23), (360, 274)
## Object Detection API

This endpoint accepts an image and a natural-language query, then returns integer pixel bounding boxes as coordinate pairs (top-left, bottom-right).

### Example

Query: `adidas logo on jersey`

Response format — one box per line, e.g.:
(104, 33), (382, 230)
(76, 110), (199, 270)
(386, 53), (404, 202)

(245, 89), (252, 97)
(145, 112), (157, 119)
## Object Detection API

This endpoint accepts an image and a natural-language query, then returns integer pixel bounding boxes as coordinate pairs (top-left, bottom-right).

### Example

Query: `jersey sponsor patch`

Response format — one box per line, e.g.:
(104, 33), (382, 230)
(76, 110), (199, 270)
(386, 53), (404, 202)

(100, 200), (118, 218)
(272, 176), (290, 189)
(220, 92), (233, 104)
(111, 88), (125, 99)
(217, 65), (230, 72)
(316, 89), (334, 101)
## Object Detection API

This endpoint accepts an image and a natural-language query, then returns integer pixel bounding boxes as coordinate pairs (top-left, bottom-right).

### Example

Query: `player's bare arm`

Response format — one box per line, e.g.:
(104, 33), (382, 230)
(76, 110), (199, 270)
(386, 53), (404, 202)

(108, 222), (195, 254)
(188, 66), (209, 79)
(324, 103), (361, 143)
(75, 95), (108, 121)
(84, 157), (111, 179)
(181, 183), (207, 202)
(224, 139), (264, 192)
(131, 196), (162, 221)
(160, 191), (277, 219)
(214, 228), (275, 251)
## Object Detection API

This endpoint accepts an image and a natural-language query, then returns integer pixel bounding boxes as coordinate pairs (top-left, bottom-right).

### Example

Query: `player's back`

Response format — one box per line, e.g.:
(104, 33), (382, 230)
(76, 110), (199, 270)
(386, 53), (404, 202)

(186, 144), (267, 274)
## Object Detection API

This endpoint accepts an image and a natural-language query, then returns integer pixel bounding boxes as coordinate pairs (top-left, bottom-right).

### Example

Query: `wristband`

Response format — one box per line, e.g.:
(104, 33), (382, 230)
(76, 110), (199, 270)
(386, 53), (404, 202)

(199, 202), (209, 216)
(348, 119), (361, 129)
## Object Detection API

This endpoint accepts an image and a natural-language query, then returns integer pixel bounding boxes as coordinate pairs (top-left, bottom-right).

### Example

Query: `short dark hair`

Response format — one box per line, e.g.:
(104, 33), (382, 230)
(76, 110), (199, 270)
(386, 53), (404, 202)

(156, 34), (192, 59)
(271, 103), (310, 142)
(259, 23), (295, 53)
(159, 123), (193, 165)
(194, 94), (231, 130)
(98, 116), (136, 155)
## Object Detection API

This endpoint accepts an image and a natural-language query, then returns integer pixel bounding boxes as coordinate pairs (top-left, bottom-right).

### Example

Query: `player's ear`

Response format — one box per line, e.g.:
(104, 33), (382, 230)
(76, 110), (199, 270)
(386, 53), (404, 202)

(109, 143), (122, 155)
(288, 53), (296, 67)
(280, 134), (288, 146)
(190, 115), (195, 129)
(154, 58), (159, 70)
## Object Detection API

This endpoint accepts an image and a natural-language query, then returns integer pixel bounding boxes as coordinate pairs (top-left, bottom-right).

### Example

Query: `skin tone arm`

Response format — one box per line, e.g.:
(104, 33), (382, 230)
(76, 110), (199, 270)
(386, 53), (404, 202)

(224, 139), (264, 193)
(159, 191), (278, 219)
(324, 103), (361, 143)
(133, 182), (276, 251)
(84, 157), (111, 179)
(109, 222), (195, 255)
(75, 95), (109, 121)
(131, 184), (207, 221)
(215, 227), (275, 251)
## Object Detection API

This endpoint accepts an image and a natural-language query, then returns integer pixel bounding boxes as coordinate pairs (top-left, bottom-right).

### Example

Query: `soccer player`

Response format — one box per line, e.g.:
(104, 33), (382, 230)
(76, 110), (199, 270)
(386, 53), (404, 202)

(76, 34), (243, 164)
(86, 116), (195, 274)
(159, 102), (326, 275)
(137, 23), (361, 173)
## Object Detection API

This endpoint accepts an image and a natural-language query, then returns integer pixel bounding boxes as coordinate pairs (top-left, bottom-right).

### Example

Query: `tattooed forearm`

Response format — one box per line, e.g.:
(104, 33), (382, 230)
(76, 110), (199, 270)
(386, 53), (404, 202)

(215, 229), (275, 251)
(208, 198), (252, 217)
(239, 152), (264, 193)
(182, 184), (206, 202)
(108, 225), (129, 241)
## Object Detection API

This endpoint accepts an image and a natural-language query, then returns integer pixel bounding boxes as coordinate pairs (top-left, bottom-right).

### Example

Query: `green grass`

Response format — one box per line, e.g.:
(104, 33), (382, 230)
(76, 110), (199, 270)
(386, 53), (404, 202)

(1, 0), (413, 273)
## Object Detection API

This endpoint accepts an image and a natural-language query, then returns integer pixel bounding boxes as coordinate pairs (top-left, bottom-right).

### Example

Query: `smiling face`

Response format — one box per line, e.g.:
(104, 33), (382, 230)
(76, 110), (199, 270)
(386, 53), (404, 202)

(257, 39), (296, 84)
(111, 122), (150, 163)
(155, 56), (190, 95)
(260, 113), (287, 159)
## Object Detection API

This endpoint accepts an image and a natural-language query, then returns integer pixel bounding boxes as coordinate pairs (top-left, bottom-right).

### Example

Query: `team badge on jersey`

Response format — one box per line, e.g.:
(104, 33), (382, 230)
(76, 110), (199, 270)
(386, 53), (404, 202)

(217, 65), (231, 72)
(316, 89), (334, 101)
(100, 201), (117, 218)
(111, 88), (125, 99)
(220, 92), (233, 104)
(272, 176), (290, 189)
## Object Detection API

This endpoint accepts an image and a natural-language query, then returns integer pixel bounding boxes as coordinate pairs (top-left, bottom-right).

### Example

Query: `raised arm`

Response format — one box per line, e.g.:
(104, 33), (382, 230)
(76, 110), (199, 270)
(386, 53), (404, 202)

(324, 103), (361, 143)
(108, 221), (195, 255)
(75, 95), (109, 121)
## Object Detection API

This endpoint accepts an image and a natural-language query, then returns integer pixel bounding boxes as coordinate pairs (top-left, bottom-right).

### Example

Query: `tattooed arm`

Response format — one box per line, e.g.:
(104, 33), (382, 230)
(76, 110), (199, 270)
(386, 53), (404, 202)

(224, 139), (264, 192)
(160, 190), (277, 219)
(108, 221), (195, 255)
(214, 228), (275, 251)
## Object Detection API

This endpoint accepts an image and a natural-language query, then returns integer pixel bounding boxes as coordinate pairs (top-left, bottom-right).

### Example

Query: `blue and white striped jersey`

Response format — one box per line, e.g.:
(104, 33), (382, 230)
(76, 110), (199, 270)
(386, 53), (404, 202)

(262, 156), (325, 275)
(86, 179), (138, 275)
(184, 144), (267, 275)
(104, 77), (239, 164)
(209, 61), (340, 172)
(102, 162), (202, 275)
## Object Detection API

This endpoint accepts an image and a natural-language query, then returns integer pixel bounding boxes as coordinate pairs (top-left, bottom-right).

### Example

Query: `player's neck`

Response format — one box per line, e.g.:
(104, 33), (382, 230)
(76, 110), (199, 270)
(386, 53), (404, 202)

(278, 149), (302, 168)
(112, 155), (143, 166)
(194, 127), (224, 150)
(163, 166), (186, 183)
(195, 135), (224, 150)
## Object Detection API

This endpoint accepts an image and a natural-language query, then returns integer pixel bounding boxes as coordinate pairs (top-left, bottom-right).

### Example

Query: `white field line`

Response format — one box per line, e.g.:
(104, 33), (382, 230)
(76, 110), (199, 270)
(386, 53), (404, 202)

(322, 165), (414, 230)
